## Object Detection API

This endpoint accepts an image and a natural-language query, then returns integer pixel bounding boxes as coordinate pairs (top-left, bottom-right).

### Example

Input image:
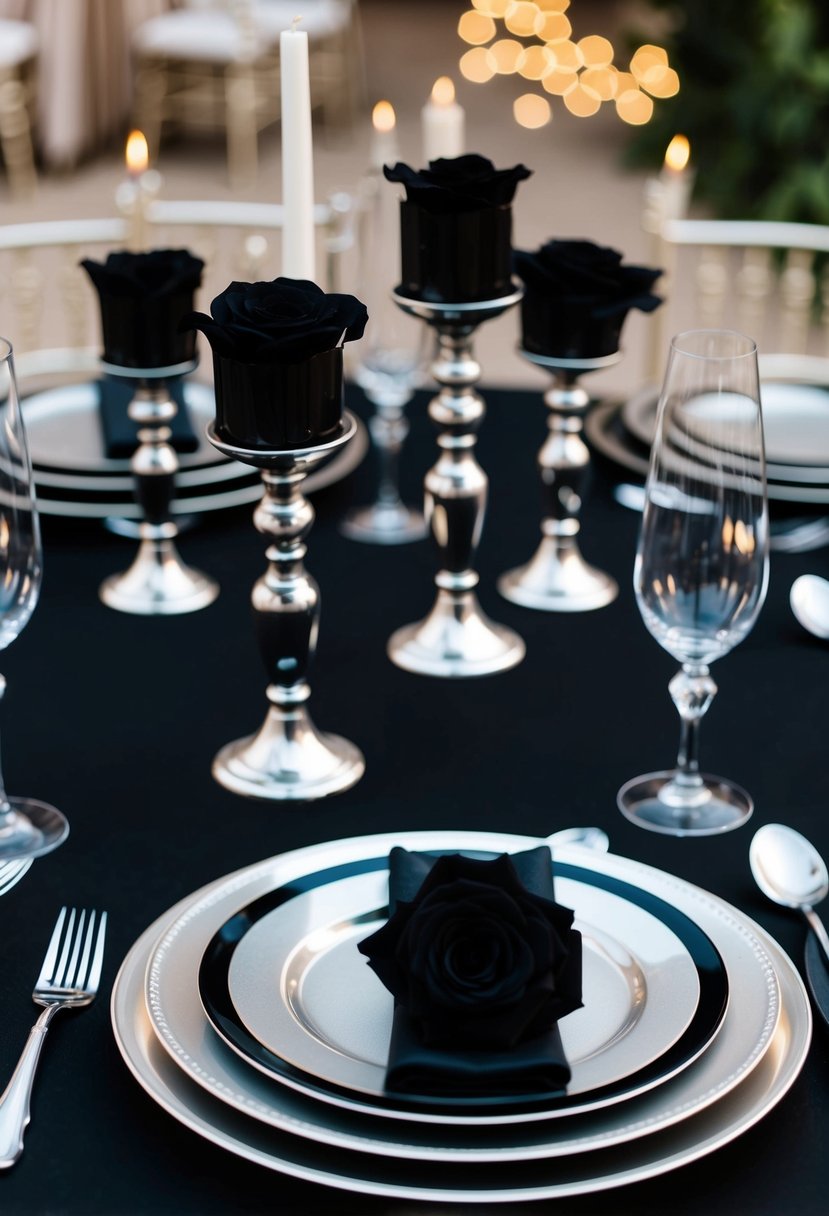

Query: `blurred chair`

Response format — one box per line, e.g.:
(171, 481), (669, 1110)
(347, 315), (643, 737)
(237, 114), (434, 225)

(131, 0), (362, 189)
(644, 198), (829, 382)
(0, 190), (354, 384)
(0, 17), (38, 198)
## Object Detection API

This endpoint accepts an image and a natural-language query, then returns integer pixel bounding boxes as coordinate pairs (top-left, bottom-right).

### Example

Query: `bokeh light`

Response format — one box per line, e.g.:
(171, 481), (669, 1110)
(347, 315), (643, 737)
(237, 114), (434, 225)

(460, 46), (497, 83)
(472, 0), (509, 14)
(616, 88), (654, 125)
(517, 44), (555, 80)
(534, 11), (570, 41)
(458, 10), (497, 45)
(504, 2), (540, 38)
(564, 85), (602, 117)
(514, 93), (552, 127)
(643, 67), (680, 98)
(578, 35), (613, 68)
(489, 38), (523, 73)
(580, 67), (617, 101)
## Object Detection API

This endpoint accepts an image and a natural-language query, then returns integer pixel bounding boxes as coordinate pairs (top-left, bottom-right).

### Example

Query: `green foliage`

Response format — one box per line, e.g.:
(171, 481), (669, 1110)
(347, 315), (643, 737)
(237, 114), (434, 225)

(625, 0), (829, 223)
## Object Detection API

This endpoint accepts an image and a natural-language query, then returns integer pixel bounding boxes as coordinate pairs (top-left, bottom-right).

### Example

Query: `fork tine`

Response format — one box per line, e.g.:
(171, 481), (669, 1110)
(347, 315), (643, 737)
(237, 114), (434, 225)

(35, 906), (68, 988)
(86, 911), (107, 994)
(64, 909), (86, 988)
(73, 910), (97, 989)
(52, 907), (77, 987)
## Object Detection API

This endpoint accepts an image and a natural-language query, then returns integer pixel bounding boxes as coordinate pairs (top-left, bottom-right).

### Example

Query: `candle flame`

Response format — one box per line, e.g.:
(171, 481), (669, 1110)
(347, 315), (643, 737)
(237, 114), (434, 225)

(664, 134), (690, 172)
(125, 129), (149, 175)
(291, 15), (302, 31)
(431, 76), (456, 107)
(372, 100), (396, 133)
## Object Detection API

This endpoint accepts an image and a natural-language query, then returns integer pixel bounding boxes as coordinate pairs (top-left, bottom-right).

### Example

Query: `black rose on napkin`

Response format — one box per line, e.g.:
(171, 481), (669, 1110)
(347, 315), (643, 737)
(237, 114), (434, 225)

(384, 155), (532, 214)
(360, 851), (581, 1052)
(514, 239), (663, 359)
(184, 278), (368, 365)
(81, 248), (204, 369)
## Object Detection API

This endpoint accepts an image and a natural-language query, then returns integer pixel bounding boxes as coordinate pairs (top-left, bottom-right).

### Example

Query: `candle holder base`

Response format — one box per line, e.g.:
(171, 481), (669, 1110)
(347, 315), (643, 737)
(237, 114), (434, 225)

(212, 702), (365, 802)
(498, 537), (618, 613)
(340, 502), (427, 545)
(99, 533), (219, 616)
(388, 588), (525, 678)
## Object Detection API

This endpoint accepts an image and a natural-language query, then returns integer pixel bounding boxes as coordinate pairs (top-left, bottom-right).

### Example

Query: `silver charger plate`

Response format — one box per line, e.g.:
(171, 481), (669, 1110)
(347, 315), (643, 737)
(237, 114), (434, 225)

(21, 381), (368, 519)
(223, 868), (702, 1103)
(585, 399), (829, 505)
(139, 832), (783, 1146)
(111, 832), (811, 1200)
(623, 383), (829, 483)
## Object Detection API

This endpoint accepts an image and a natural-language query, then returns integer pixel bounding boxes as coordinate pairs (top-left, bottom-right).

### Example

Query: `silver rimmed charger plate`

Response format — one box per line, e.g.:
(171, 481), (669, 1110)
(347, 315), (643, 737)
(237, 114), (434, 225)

(585, 398), (829, 505)
(623, 383), (829, 483)
(111, 832), (810, 1201)
(145, 832), (771, 1139)
(21, 381), (368, 518)
(207, 866), (717, 1108)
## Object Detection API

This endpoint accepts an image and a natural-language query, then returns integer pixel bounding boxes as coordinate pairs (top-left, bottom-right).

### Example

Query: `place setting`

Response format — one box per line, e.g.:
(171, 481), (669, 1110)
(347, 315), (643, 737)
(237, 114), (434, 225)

(3, 4), (829, 1215)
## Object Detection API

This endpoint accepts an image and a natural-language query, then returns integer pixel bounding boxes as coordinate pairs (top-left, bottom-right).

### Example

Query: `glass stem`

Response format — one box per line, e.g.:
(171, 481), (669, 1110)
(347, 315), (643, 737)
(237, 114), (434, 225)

(0, 673), (10, 817)
(668, 664), (718, 797)
(370, 403), (408, 510)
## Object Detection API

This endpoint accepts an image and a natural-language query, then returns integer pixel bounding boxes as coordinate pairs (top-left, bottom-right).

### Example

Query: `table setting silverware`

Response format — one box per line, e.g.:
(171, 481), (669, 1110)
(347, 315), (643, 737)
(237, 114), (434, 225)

(750, 823), (829, 1029)
(0, 861), (32, 898)
(0, 907), (107, 1169)
(790, 574), (829, 639)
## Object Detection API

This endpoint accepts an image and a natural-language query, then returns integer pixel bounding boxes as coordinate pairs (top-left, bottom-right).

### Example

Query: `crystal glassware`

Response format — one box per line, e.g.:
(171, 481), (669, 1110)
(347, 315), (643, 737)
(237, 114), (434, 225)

(341, 165), (428, 545)
(0, 340), (69, 860)
(617, 329), (769, 836)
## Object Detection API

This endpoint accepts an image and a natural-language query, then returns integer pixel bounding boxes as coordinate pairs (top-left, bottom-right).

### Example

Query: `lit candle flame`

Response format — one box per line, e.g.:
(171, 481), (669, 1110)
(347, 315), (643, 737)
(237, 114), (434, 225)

(125, 129), (149, 176)
(372, 100), (396, 133)
(431, 76), (456, 107)
(664, 134), (690, 172)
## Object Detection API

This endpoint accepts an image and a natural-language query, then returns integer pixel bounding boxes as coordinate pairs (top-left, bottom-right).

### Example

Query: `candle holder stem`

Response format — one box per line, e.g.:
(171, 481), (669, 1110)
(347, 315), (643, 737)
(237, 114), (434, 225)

(99, 376), (218, 615)
(387, 292), (525, 677)
(498, 352), (619, 612)
(209, 417), (364, 801)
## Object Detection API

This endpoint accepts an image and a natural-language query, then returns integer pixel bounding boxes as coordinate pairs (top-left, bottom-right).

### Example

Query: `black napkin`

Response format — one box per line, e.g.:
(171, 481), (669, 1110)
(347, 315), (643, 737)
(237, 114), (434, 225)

(359, 846), (582, 1099)
(97, 376), (199, 459)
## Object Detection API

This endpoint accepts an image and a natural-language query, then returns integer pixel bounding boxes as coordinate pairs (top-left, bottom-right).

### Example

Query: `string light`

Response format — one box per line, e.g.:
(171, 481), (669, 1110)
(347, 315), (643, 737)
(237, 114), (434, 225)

(455, 8), (676, 127)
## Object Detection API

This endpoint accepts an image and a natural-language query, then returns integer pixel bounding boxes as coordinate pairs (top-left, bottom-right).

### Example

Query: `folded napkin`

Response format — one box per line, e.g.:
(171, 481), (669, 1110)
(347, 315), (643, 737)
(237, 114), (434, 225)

(98, 376), (199, 459)
(358, 846), (582, 1099)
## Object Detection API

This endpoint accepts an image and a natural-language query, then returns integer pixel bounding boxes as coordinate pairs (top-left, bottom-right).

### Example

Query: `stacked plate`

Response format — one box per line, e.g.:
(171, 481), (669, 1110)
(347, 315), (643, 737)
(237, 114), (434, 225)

(111, 829), (811, 1203)
(22, 381), (367, 521)
(586, 364), (829, 506)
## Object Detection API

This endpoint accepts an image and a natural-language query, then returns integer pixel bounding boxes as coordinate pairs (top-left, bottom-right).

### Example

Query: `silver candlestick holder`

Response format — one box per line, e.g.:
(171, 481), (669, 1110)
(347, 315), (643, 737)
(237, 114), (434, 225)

(99, 358), (219, 615)
(498, 349), (620, 613)
(387, 289), (525, 678)
(206, 413), (365, 801)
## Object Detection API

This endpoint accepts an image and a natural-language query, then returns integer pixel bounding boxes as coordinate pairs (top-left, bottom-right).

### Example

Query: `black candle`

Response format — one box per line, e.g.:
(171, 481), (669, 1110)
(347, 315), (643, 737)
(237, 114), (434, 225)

(183, 278), (368, 451)
(81, 249), (204, 369)
(384, 155), (531, 304)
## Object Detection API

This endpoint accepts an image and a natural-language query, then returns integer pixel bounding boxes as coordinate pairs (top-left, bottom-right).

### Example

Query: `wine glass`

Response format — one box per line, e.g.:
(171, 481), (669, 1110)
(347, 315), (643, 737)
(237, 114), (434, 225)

(0, 339), (69, 860)
(340, 164), (428, 544)
(617, 329), (769, 836)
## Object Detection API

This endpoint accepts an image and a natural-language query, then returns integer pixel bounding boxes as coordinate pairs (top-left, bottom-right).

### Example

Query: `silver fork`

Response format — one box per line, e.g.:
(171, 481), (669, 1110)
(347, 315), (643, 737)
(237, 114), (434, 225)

(0, 861), (32, 898)
(0, 907), (107, 1168)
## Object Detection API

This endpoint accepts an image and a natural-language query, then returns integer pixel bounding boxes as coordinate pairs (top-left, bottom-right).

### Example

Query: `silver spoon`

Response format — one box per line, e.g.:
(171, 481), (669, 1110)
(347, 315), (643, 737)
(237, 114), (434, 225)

(790, 574), (829, 639)
(749, 822), (829, 965)
(546, 826), (610, 854)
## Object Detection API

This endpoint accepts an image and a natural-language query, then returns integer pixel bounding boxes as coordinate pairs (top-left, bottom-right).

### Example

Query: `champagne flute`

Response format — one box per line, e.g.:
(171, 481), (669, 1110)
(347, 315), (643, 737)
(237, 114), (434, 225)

(617, 329), (769, 836)
(0, 339), (68, 860)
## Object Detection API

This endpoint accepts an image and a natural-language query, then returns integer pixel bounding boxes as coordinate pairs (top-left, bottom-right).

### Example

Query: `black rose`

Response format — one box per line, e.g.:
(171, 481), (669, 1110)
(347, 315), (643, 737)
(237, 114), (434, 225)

(183, 278), (368, 365)
(359, 853), (582, 1050)
(514, 239), (662, 358)
(81, 248), (204, 369)
(384, 155), (532, 214)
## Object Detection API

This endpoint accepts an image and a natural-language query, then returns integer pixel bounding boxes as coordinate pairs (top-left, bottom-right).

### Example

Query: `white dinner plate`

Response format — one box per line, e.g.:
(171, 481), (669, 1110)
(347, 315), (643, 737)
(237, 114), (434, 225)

(215, 867), (709, 1104)
(585, 399), (829, 505)
(623, 383), (829, 481)
(140, 832), (781, 1144)
(111, 831), (810, 1200)
(21, 381), (368, 518)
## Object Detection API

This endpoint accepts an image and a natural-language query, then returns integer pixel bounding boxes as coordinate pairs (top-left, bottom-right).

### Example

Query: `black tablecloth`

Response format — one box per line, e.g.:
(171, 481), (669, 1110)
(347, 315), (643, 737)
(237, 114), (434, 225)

(1, 383), (828, 1215)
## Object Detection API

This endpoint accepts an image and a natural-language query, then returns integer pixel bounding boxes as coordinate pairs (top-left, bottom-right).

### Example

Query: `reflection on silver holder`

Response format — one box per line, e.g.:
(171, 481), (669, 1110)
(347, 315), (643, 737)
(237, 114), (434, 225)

(98, 358), (218, 615)
(498, 349), (620, 613)
(206, 414), (364, 801)
(387, 290), (525, 678)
